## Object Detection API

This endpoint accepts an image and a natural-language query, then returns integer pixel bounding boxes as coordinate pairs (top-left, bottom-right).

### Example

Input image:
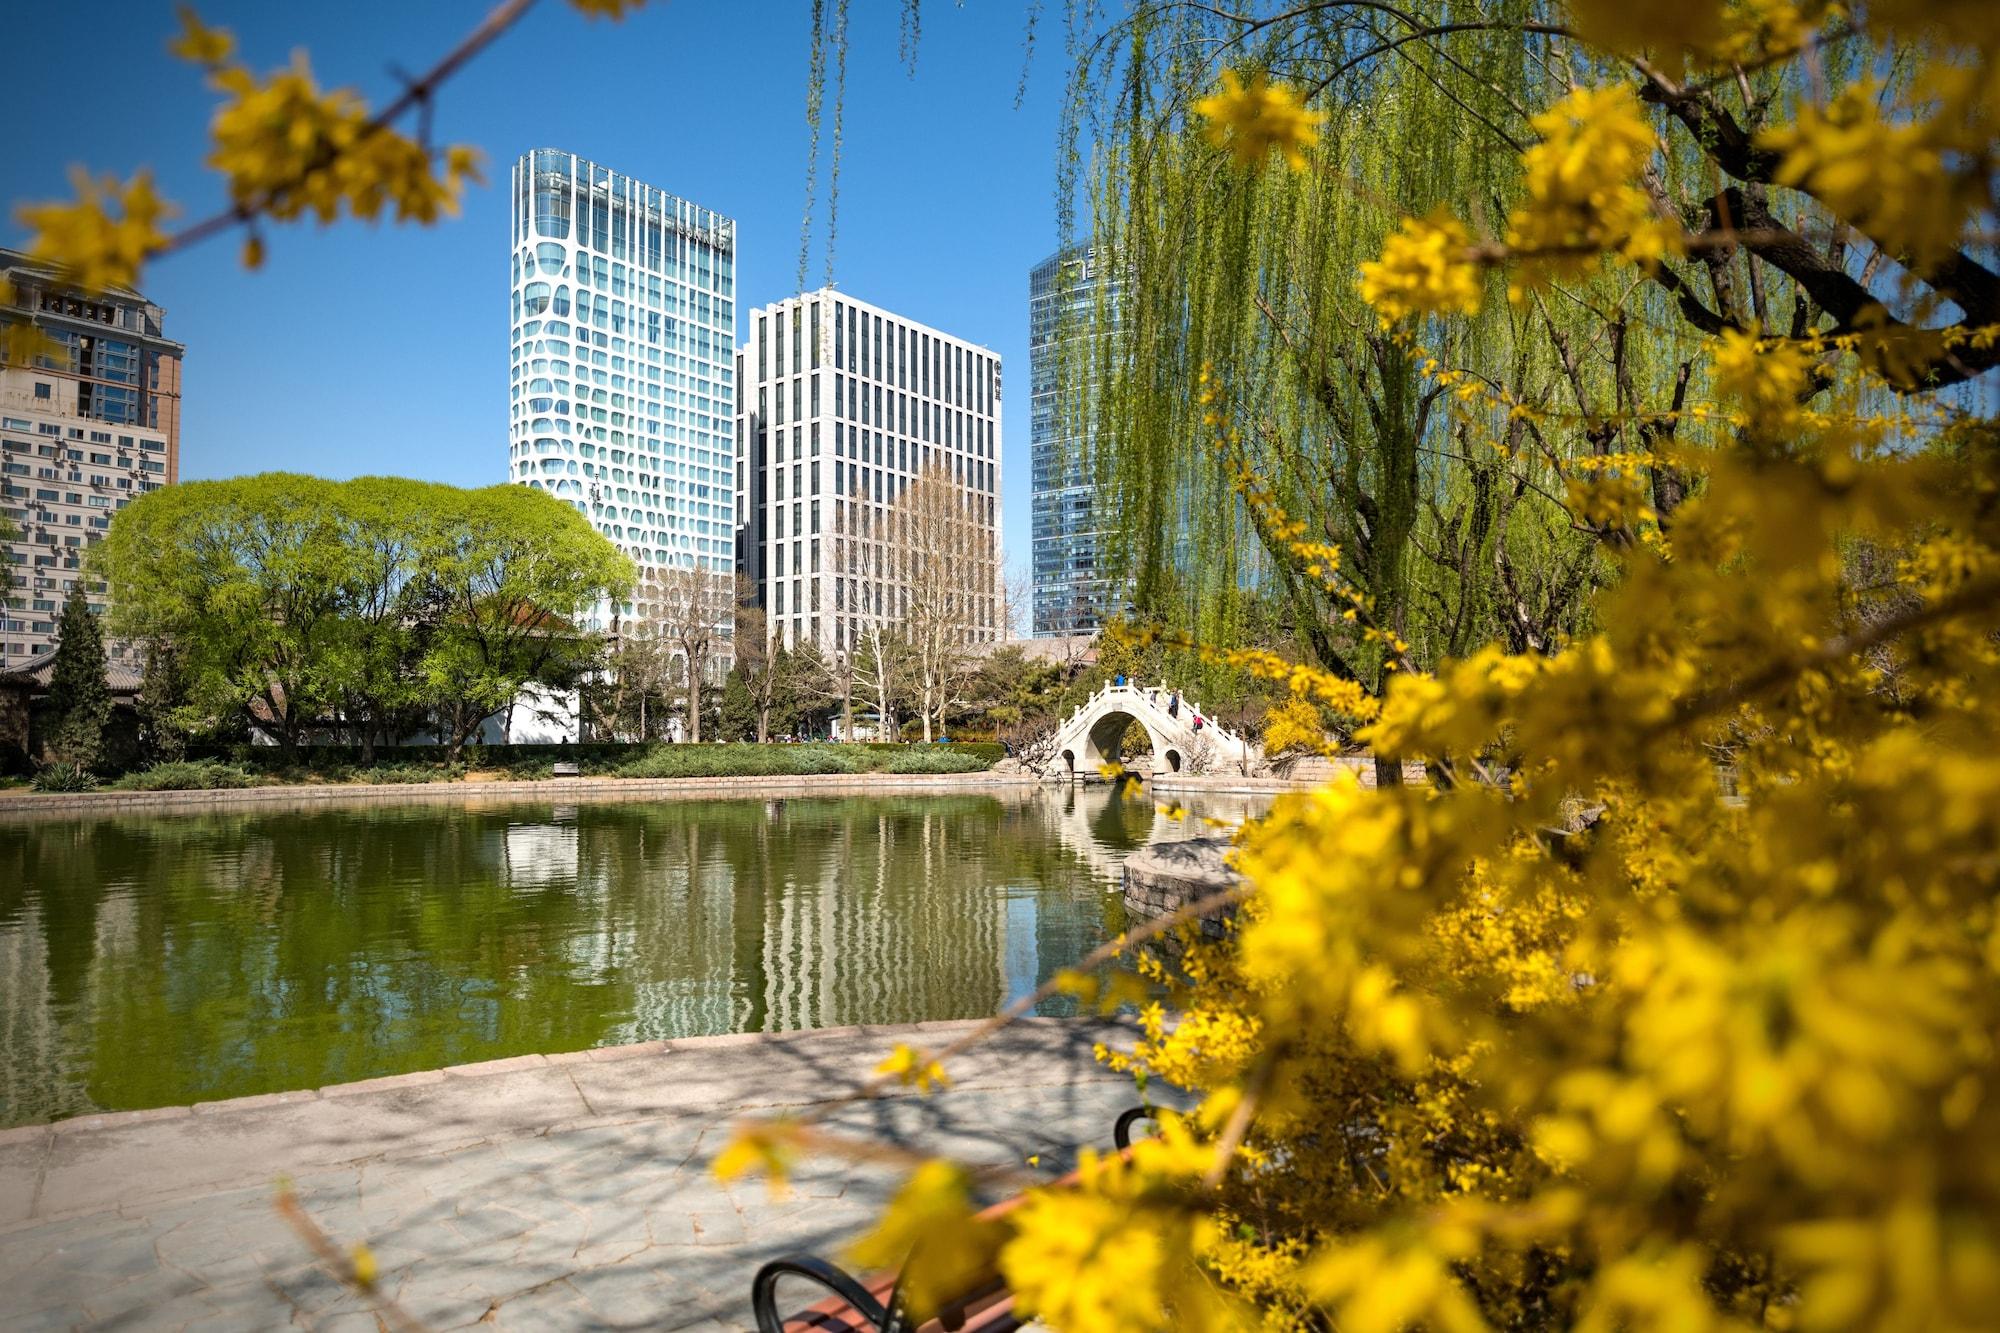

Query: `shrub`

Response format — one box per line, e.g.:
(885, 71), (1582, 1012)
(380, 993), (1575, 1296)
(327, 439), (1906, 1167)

(108, 759), (260, 791)
(616, 743), (865, 779)
(882, 748), (992, 774)
(31, 761), (98, 793)
(349, 762), (463, 785)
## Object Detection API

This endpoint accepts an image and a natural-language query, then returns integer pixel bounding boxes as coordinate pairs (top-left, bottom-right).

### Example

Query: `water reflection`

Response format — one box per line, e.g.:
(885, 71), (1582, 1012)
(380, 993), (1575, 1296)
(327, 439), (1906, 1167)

(0, 785), (1264, 1126)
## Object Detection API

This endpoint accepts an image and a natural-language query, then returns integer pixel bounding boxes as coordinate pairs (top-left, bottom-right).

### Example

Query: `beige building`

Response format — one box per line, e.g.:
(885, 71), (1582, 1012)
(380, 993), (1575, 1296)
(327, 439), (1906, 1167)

(0, 248), (182, 669)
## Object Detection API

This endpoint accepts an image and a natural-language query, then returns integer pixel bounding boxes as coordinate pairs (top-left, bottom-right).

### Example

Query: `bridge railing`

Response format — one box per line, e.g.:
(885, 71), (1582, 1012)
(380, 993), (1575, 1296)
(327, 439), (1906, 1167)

(1050, 679), (1247, 750)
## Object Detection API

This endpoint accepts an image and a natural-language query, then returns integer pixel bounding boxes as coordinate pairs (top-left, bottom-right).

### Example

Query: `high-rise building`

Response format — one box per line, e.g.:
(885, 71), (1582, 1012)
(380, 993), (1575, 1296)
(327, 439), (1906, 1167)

(507, 150), (737, 640)
(737, 291), (1002, 658)
(0, 249), (182, 669)
(1028, 246), (1118, 637)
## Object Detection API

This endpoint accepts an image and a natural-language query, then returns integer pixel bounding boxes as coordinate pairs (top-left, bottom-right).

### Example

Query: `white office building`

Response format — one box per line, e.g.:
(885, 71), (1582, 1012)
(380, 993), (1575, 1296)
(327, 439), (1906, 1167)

(507, 150), (737, 637)
(736, 291), (1002, 657)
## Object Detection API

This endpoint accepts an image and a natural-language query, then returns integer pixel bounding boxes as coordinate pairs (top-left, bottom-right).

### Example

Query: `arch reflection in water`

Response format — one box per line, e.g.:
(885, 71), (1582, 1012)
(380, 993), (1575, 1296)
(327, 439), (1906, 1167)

(0, 788), (1263, 1127)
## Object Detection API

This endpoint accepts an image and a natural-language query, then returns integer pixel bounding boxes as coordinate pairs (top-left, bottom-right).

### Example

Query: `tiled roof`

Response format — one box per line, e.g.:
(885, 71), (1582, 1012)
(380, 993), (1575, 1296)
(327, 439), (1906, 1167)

(0, 646), (145, 694)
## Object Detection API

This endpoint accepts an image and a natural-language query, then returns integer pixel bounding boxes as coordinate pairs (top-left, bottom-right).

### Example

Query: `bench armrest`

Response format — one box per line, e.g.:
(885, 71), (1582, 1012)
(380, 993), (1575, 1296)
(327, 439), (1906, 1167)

(752, 1254), (890, 1333)
(1114, 1105), (1160, 1150)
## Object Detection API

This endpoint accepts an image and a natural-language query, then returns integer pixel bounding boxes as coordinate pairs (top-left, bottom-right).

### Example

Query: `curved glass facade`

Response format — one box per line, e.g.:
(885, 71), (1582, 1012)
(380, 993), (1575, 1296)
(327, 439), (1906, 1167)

(507, 150), (738, 636)
(1029, 247), (1118, 637)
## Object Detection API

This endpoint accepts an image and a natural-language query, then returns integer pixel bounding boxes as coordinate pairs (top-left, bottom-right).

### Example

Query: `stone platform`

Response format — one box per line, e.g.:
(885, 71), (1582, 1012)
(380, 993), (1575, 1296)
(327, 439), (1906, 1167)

(0, 1019), (1146, 1331)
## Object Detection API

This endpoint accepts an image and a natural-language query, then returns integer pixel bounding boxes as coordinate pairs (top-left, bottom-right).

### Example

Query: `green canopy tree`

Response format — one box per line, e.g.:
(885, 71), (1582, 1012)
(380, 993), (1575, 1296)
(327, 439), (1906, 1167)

(321, 476), (436, 761)
(45, 583), (111, 771)
(94, 473), (351, 755)
(95, 475), (632, 760)
(410, 484), (634, 760)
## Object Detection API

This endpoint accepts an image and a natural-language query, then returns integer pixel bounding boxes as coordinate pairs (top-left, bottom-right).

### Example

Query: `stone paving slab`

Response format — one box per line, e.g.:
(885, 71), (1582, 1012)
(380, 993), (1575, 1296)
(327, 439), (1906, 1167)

(0, 1019), (1155, 1331)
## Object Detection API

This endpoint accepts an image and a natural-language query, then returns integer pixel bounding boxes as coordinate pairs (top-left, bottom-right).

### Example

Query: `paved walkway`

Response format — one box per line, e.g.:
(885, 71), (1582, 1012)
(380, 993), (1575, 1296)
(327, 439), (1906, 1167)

(0, 1019), (1147, 1331)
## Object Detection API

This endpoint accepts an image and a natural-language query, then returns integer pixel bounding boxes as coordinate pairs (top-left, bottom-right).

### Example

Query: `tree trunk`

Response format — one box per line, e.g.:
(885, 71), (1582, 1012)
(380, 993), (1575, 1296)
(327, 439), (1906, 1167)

(689, 673), (702, 744)
(446, 707), (469, 765)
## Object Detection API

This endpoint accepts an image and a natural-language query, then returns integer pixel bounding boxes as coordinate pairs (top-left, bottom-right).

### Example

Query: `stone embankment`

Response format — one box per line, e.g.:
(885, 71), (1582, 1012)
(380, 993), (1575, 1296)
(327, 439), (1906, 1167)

(1150, 754), (1429, 796)
(1122, 835), (1243, 948)
(0, 769), (1036, 819)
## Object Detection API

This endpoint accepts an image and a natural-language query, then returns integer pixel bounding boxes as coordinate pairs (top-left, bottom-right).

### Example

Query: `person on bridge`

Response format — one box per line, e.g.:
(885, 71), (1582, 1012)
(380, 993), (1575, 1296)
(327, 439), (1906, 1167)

(1169, 690), (1181, 718)
(1114, 672), (1127, 688)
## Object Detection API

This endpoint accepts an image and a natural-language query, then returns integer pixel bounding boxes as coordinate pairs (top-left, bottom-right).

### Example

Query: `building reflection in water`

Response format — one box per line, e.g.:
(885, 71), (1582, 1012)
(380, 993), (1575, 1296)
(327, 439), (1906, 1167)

(0, 786), (1268, 1126)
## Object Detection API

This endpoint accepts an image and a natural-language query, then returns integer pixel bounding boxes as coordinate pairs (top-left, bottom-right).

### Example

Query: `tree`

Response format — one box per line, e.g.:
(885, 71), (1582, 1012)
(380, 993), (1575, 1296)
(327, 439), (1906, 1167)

(136, 637), (198, 764)
(412, 485), (633, 761)
(94, 473), (353, 755)
(734, 602), (781, 744)
(717, 665), (757, 742)
(44, 583), (111, 771)
(95, 476), (633, 761)
(321, 476), (432, 761)
(602, 628), (672, 741)
(639, 563), (736, 743)
(851, 621), (912, 742)
(718, 7), (2000, 1331)
(891, 465), (1000, 741)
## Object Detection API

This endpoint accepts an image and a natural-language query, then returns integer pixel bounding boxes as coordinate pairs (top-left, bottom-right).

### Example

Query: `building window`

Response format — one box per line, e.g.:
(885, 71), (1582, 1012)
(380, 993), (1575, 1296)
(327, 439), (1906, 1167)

(34, 383), (50, 400)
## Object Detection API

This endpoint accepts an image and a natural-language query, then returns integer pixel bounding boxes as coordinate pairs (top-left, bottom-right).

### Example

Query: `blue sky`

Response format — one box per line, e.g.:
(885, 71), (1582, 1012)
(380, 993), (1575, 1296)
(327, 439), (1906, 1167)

(5, 0), (1077, 587)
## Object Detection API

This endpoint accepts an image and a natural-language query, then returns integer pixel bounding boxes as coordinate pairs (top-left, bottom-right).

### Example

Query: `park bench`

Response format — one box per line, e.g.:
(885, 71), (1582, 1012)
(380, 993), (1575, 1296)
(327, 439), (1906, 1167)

(552, 761), (581, 777)
(751, 1107), (1156, 1333)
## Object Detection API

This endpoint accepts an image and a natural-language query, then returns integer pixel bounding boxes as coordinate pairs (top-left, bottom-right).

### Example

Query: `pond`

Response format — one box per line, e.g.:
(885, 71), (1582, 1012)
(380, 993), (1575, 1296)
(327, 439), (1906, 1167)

(0, 785), (1268, 1128)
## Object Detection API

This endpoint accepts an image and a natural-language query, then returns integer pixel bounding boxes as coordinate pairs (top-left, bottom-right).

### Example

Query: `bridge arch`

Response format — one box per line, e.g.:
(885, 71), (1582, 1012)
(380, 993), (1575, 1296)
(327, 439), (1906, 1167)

(1042, 681), (1244, 781)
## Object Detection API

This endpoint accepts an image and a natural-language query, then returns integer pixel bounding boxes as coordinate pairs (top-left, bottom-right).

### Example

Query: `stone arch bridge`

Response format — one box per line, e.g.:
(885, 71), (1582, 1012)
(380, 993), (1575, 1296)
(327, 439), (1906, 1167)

(1042, 680), (1255, 781)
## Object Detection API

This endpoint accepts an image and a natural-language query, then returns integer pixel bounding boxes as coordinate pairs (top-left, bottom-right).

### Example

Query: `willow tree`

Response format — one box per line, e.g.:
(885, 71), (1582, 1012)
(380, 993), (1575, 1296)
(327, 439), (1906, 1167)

(1063, 2), (1756, 773)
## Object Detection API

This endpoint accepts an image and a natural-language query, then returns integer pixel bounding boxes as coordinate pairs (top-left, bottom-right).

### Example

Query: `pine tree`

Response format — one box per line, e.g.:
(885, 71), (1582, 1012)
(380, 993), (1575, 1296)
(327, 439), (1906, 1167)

(718, 666), (756, 742)
(46, 583), (111, 772)
(138, 637), (192, 763)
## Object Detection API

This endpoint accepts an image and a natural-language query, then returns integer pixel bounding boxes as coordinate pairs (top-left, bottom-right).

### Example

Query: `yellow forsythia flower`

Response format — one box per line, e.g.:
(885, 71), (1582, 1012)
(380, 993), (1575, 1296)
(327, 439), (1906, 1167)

(1357, 210), (1483, 325)
(16, 170), (174, 295)
(1761, 75), (1988, 268)
(167, 6), (235, 66)
(712, 1121), (801, 1194)
(348, 1242), (378, 1290)
(1711, 327), (1814, 437)
(1193, 69), (1325, 171)
(846, 1162), (997, 1319)
(1506, 85), (1679, 295)
(877, 1042), (951, 1094)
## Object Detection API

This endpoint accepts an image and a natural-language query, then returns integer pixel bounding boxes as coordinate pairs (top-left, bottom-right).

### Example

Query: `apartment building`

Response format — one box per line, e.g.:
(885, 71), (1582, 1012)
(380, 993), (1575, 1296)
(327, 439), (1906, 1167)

(0, 248), (182, 669)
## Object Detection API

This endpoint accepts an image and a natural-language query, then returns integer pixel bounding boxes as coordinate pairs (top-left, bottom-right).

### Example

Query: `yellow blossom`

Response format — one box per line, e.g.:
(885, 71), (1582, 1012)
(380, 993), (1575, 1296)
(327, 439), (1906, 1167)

(1359, 210), (1483, 325)
(16, 169), (174, 295)
(1193, 69), (1325, 170)
(877, 1042), (952, 1094)
(1506, 85), (1680, 295)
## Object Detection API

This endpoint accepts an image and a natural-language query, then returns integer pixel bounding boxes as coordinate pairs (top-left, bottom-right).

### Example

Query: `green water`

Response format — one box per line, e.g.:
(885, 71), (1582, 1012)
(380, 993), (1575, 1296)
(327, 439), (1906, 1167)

(0, 786), (1249, 1128)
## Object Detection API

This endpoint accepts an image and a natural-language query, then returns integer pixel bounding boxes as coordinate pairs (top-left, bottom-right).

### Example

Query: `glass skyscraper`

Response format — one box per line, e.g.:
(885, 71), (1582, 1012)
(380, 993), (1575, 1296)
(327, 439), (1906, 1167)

(507, 150), (737, 635)
(1028, 246), (1117, 638)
